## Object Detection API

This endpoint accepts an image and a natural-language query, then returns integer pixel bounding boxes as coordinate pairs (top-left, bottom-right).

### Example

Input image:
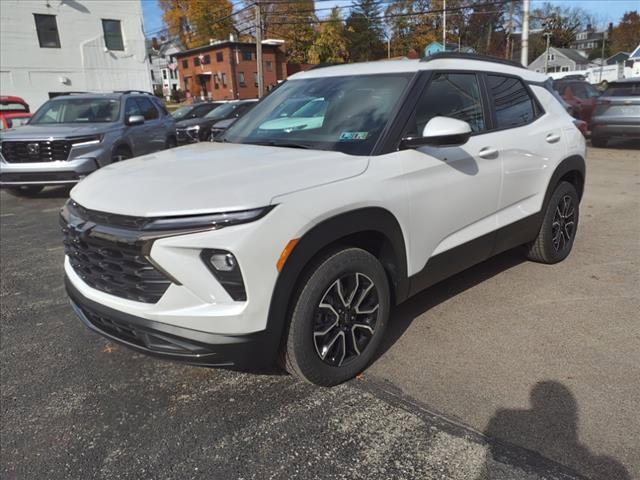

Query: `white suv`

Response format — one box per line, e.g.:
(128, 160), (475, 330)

(62, 54), (586, 386)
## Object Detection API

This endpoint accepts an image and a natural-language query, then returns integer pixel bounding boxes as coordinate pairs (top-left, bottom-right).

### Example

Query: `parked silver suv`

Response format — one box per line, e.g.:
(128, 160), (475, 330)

(0, 91), (176, 196)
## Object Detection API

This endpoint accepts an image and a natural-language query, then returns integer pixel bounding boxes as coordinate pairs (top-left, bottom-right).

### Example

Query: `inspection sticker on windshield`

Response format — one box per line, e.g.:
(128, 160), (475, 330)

(339, 131), (369, 141)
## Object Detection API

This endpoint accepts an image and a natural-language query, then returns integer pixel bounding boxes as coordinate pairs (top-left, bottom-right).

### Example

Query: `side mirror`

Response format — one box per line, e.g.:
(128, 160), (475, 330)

(126, 114), (145, 126)
(400, 116), (471, 150)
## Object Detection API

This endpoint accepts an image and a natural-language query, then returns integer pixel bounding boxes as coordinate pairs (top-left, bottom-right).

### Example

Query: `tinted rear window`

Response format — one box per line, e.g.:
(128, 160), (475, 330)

(487, 75), (536, 129)
(605, 83), (640, 97)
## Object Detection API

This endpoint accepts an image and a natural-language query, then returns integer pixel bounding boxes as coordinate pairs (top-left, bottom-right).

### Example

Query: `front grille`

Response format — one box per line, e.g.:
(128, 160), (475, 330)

(61, 203), (172, 303)
(1, 140), (71, 163)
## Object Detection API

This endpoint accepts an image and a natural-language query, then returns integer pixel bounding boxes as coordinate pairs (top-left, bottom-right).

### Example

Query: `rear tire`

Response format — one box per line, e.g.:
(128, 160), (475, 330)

(282, 248), (390, 386)
(591, 136), (608, 148)
(4, 185), (44, 197)
(525, 181), (579, 264)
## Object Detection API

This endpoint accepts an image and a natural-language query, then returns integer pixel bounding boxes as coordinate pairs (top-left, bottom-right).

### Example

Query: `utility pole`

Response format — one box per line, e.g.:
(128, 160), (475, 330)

(442, 0), (446, 47)
(599, 33), (606, 83)
(505, 1), (514, 59)
(254, 1), (264, 98)
(520, 0), (530, 66)
(543, 32), (552, 73)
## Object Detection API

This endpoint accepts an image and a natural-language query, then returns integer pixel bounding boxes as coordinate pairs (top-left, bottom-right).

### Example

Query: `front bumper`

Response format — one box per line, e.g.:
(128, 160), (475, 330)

(176, 129), (200, 145)
(0, 157), (99, 186)
(66, 276), (271, 368)
(590, 122), (640, 139)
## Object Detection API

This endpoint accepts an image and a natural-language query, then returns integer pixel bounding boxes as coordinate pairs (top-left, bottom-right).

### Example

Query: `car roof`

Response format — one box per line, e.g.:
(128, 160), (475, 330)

(290, 57), (547, 83)
(609, 78), (640, 84)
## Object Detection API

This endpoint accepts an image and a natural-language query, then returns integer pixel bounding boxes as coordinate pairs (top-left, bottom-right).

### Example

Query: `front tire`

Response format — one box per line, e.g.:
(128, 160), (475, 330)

(526, 181), (579, 264)
(111, 146), (132, 163)
(4, 185), (44, 197)
(282, 248), (390, 386)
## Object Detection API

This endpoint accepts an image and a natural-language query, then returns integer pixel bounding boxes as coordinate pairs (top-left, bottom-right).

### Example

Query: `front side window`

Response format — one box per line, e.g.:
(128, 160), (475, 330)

(487, 75), (536, 129)
(124, 98), (142, 117)
(135, 97), (159, 120)
(404, 72), (486, 137)
(224, 73), (412, 156)
(30, 98), (120, 124)
(34, 14), (61, 48)
(102, 19), (124, 51)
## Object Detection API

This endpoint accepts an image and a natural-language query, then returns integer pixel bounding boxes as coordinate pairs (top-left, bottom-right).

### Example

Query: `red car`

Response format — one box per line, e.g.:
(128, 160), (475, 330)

(553, 79), (601, 127)
(0, 96), (32, 130)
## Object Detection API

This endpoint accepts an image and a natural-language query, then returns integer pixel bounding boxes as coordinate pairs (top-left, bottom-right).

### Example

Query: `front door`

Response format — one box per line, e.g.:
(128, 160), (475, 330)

(393, 72), (502, 284)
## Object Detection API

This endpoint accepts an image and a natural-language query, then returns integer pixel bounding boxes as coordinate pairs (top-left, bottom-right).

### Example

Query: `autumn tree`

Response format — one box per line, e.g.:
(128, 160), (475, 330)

(308, 8), (349, 64)
(609, 11), (640, 53)
(259, 1), (317, 64)
(159, 0), (234, 49)
(345, 0), (386, 62)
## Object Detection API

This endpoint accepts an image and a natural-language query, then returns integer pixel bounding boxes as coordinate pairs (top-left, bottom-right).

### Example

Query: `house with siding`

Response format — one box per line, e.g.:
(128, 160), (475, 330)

(528, 47), (590, 74)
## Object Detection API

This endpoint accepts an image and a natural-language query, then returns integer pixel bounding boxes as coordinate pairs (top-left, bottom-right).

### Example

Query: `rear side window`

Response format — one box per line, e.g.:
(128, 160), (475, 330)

(487, 75), (536, 129)
(605, 83), (640, 97)
(135, 98), (159, 120)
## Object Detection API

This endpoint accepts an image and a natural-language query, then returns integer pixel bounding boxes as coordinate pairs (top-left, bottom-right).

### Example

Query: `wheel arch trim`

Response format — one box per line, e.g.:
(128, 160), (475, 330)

(263, 207), (409, 363)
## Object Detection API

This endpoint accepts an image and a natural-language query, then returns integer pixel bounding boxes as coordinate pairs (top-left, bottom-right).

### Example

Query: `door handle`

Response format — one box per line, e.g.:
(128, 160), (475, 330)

(546, 133), (561, 143)
(478, 147), (499, 159)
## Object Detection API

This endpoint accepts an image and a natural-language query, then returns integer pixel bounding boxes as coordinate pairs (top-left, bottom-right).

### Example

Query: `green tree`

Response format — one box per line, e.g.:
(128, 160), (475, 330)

(609, 11), (640, 53)
(308, 8), (349, 64)
(345, 0), (386, 62)
(159, 0), (234, 49)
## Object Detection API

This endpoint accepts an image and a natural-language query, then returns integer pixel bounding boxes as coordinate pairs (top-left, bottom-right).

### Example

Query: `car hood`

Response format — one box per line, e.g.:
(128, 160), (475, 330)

(71, 142), (368, 217)
(0, 123), (112, 140)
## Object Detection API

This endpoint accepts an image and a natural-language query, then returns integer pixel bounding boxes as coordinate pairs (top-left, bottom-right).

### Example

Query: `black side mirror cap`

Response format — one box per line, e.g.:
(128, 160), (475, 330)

(399, 132), (471, 150)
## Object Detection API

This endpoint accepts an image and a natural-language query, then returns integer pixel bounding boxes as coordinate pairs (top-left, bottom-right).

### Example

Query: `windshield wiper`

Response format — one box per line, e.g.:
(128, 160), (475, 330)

(248, 140), (312, 149)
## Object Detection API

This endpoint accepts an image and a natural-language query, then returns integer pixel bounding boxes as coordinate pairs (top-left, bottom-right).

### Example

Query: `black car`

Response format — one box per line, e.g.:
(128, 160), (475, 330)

(170, 102), (221, 122)
(176, 100), (257, 144)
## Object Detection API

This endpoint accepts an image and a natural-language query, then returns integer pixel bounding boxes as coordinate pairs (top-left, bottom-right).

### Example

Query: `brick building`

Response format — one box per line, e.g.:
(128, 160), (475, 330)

(175, 40), (287, 101)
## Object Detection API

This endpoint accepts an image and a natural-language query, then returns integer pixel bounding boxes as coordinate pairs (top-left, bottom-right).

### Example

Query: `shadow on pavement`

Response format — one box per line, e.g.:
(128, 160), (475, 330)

(482, 381), (630, 480)
(376, 248), (525, 361)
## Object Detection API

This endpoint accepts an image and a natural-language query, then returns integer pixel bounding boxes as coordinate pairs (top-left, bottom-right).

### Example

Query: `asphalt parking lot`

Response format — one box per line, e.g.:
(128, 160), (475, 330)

(1, 143), (638, 480)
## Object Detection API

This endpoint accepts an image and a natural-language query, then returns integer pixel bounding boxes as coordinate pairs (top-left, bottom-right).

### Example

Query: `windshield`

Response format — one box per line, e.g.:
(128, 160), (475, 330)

(30, 98), (120, 124)
(205, 103), (237, 119)
(223, 74), (413, 155)
(170, 105), (193, 119)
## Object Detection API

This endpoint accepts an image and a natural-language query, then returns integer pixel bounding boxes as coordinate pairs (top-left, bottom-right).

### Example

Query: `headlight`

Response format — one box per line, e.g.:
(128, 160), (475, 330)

(70, 134), (104, 146)
(142, 206), (273, 231)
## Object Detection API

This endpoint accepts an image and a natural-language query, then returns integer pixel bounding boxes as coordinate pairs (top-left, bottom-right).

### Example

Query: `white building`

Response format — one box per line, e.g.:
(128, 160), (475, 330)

(148, 37), (182, 100)
(0, 0), (152, 110)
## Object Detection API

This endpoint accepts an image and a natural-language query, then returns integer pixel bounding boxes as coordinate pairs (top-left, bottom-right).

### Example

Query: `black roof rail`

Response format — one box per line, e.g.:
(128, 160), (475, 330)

(52, 91), (90, 96)
(113, 90), (153, 95)
(421, 52), (524, 69)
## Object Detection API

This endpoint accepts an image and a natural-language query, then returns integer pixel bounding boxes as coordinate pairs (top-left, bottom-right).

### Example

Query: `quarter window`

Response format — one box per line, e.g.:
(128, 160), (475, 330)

(487, 75), (536, 129)
(405, 72), (486, 136)
(102, 19), (124, 51)
(34, 14), (61, 48)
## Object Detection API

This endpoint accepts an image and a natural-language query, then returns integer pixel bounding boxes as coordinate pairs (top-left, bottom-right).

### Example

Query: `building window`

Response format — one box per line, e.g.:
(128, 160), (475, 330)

(162, 70), (167, 80)
(194, 56), (201, 67)
(561, 66), (570, 72)
(151, 70), (155, 80)
(216, 51), (224, 62)
(214, 75), (219, 89)
(238, 72), (246, 87)
(102, 19), (124, 51)
(242, 50), (252, 61)
(253, 72), (258, 86)
(34, 14), (61, 48)
(266, 60), (273, 72)
(221, 73), (227, 87)
(203, 54), (210, 65)
(547, 53), (555, 61)
(182, 59), (188, 68)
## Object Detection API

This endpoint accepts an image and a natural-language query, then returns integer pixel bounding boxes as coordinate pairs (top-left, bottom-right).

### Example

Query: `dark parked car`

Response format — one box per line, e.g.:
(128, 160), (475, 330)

(176, 100), (257, 144)
(0, 96), (32, 130)
(170, 102), (221, 122)
(590, 79), (640, 147)
(553, 79), (601, 126)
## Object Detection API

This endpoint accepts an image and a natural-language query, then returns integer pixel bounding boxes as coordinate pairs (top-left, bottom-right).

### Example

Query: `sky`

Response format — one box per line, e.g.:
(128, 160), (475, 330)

(141, 0), (639, 36)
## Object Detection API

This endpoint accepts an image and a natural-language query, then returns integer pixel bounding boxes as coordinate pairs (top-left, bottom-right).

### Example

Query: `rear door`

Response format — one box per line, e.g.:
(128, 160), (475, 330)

(483, 74), (564, 233)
